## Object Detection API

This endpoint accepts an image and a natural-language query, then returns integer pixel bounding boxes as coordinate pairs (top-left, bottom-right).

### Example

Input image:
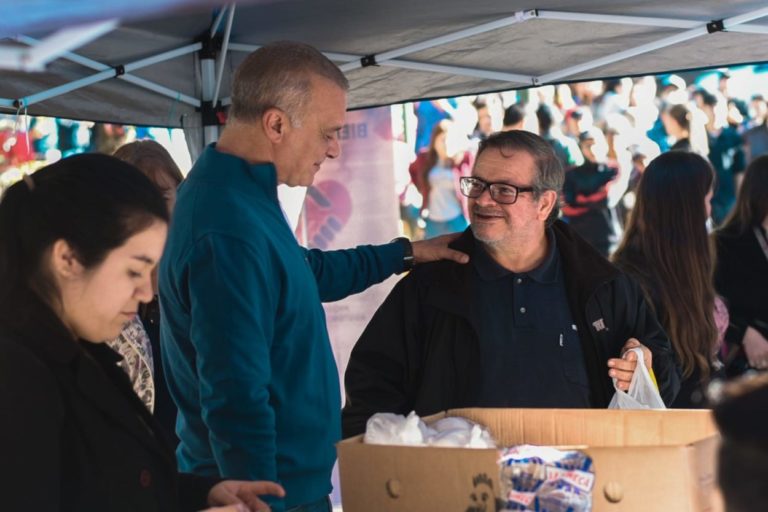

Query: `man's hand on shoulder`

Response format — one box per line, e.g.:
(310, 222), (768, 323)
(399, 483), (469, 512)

(607, 338), (653, 391)
(412, 232), (470, 265)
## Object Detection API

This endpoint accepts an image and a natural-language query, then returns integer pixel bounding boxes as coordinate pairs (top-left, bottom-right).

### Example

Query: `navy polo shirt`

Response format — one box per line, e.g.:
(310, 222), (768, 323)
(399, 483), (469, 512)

(470, 229), (591, 407)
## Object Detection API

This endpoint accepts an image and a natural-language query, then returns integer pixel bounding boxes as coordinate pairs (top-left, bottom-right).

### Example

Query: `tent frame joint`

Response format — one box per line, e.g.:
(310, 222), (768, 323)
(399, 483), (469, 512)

(114, 64), (125, 77)
(707, 19), (725, 33)
(361, 54), (378, 67)
(198, 32), (223, 59)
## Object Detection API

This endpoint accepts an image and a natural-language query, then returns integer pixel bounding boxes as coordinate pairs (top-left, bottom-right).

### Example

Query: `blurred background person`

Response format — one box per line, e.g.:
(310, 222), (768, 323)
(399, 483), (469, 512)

(409, 120), (471, 238)
(413, 99), (458, 153)
(109, 139), (185, 445)
(561, 127), (621, 257)
(715, 155), (768, 376)
(744, 94), (768, 172)
(536, 103), (583, 169)
(712, 373), (768, 512)
(701, 91), (746, 225)
(613, 151), (726, 408)
(502, 103), (525, 131)
(661, 102), (709, 156)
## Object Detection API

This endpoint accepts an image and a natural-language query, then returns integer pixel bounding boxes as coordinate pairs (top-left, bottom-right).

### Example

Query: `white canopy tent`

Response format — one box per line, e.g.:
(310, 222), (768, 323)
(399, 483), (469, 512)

(3, 0), (768, 156)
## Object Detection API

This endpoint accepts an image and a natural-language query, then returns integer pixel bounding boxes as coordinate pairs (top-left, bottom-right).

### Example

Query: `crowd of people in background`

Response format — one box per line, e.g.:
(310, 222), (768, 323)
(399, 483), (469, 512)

(0, 118), (189, 192)
(401, 68), (768, 243)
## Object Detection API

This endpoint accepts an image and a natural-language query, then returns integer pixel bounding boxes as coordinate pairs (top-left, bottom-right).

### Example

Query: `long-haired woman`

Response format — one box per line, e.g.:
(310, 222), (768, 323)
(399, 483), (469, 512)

(409, 119), (471, 238)
(715, 155), (768, 375)
(613, 151), (726, 407)
(0, 154), (283, 510)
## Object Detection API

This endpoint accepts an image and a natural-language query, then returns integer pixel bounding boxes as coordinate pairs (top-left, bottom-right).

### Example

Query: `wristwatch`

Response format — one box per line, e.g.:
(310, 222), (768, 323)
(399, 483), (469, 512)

(390, 237), (414, 272)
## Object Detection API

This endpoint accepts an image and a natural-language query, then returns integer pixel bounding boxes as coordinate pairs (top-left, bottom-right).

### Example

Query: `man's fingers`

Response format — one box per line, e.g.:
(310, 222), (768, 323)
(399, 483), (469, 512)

(443, 248), (470, 264)
(246, 482), (285, 498)
(610, 368), (634, 383)
(608, 358), (637, 372)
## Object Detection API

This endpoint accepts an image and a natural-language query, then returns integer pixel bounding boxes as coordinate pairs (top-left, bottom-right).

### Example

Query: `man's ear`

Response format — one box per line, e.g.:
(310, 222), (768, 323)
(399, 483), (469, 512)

(50, 239), (85, 280)
(537, 190), (558, 221)
(262, 108), (289, 144)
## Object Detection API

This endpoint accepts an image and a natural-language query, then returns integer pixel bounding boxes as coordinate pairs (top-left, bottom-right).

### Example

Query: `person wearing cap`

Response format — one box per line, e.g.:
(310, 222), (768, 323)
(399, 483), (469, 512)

(560, 127), (623, 257)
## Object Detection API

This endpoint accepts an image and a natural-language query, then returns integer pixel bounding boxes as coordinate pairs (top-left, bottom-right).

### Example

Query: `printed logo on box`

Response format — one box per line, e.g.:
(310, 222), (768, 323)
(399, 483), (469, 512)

(465, 473), (506, 512)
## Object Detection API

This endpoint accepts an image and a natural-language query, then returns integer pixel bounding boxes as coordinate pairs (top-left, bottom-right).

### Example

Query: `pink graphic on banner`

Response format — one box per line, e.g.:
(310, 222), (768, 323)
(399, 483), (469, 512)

(299, 180), (353, 249)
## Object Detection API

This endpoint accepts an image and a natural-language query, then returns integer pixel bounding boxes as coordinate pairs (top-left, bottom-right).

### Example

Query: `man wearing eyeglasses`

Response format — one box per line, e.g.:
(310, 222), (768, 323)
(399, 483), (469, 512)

(342, 130), (680, 437)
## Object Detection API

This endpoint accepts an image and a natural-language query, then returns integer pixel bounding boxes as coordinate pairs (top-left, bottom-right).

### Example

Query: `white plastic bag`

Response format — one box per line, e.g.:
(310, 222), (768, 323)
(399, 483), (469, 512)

(608, 347), (666, 409)
(363, 411), (497, 448)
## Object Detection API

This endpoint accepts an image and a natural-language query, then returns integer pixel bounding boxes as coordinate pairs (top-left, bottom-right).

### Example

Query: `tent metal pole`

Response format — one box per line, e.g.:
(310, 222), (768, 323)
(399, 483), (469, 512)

(17, 35), (200, 107)
(19, 68), (119, 107)
(537, 11), (699, 29)
(17, 43), (201, 107)
(229, 43), (360, 63)
(201, 57), (219, 145)
(123, 43), (201, 73)
(119, 76), (200, 107)
(229, 42), (533, 85)
(381, 59), (534, 85)
(0, 19), (116, 72)
(537, 5), (768, 84)
(731, 24), (768, 34)
(209, 6), (229, 37)
(339, 9), (537, 72)
(24, 19), (118, 70)
(212, 4), (235, 109)
(537, 10), (768, 34)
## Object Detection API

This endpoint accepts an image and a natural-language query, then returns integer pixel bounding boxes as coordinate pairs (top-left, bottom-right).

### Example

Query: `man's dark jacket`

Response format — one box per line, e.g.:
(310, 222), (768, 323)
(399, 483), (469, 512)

(342, 221), (680, 438)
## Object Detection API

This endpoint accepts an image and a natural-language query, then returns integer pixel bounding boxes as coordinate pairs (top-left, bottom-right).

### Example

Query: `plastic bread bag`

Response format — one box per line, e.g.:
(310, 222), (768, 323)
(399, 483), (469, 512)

(608, 346), (666, 409)
(498, 445), (594, 512)
(363, 411), (431, 445)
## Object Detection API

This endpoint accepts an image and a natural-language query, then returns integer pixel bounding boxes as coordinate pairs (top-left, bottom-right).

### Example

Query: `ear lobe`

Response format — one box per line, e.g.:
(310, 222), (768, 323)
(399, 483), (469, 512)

(263, 108), (287, 143)
(50, 239), (84, 280)
(538, 190), (558, 220)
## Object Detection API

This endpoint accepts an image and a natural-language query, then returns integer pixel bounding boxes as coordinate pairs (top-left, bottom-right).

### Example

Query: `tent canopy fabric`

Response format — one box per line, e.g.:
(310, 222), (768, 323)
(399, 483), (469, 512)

(2, 0), (768, 129)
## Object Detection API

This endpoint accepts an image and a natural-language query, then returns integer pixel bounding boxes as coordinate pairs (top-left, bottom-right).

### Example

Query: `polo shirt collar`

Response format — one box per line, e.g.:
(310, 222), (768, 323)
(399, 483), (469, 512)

(473, 228), (559, 284)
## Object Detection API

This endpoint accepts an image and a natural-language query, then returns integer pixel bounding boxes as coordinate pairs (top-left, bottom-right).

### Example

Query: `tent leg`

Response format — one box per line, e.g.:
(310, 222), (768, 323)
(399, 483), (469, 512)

(201, 58), (219, 146)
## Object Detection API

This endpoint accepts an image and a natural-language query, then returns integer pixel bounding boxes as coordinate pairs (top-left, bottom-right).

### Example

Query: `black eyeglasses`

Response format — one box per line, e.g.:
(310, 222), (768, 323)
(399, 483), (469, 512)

(459, 176), (535, 205)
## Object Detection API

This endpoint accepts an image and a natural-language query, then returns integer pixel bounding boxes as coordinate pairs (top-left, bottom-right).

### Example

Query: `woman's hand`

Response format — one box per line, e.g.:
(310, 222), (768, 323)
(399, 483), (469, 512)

(207, 480), (285, 512)
(743, 326), (768, 369)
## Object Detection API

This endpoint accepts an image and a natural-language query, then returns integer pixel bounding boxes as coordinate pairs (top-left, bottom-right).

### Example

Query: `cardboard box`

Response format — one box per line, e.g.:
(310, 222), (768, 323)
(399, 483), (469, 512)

(338, 408), (723, 512)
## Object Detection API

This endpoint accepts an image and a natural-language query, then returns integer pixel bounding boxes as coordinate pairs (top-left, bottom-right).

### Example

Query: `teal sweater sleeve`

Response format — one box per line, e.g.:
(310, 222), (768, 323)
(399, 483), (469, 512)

(304, 242), (405, 302)
(186, 234), (279, 482)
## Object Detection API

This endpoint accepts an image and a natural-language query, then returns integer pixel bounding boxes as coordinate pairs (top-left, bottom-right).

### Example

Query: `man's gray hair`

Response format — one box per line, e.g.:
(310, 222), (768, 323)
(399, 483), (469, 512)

(229, 41), (349, 126)
(476, 130), (564, 225)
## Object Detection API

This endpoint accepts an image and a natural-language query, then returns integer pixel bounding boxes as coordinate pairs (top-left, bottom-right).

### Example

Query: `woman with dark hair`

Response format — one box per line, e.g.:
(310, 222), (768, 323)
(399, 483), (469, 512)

(110, 139), (184, 445)
(715, 155), (768, 375)
(662, 103), (709, 156)
(0, 154), (283, 511)
(613, 151), (726, 408)
(409, 119), (471, 238)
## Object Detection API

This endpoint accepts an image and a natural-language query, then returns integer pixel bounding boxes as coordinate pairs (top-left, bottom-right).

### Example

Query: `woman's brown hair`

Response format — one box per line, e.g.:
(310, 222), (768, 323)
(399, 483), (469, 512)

(720, 154), (768, 233)
(113, 139), (184, 188)
(613, 151), (718, 379)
